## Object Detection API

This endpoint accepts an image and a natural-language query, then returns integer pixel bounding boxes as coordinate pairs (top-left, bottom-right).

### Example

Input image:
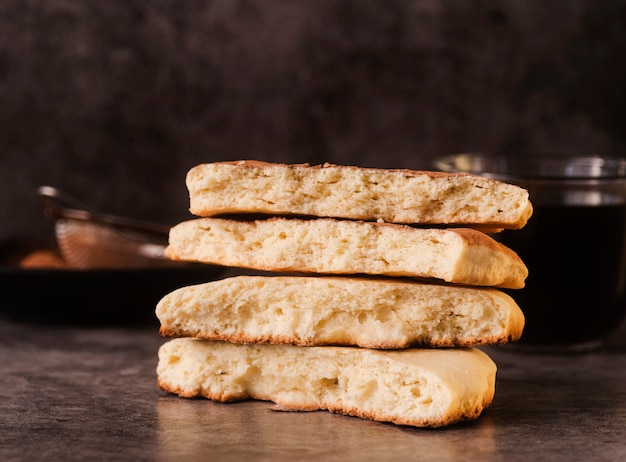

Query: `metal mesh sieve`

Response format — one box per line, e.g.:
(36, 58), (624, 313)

(38, 186), (180, 269)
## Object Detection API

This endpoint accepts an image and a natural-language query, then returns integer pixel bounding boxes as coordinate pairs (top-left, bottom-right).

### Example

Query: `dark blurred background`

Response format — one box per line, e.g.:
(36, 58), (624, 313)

(2, 0), (625, 241)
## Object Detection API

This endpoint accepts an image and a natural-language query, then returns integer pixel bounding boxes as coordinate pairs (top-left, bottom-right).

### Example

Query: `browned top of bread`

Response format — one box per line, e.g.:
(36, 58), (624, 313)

(219, 160), (458, 179)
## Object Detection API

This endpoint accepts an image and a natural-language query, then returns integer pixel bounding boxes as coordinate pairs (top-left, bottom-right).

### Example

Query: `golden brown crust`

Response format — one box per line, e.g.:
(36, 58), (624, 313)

(449, 227), (520, 259)
(218, 159), (472, 180)
(159, 327), (521, 348)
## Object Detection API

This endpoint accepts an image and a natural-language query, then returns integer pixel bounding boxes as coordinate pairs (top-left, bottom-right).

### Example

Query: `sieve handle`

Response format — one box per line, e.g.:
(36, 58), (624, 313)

(37, 186), (171, 237)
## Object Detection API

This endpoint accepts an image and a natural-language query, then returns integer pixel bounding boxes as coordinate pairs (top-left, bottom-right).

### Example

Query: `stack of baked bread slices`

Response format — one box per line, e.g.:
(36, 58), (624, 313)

(156, 161), (532, 428)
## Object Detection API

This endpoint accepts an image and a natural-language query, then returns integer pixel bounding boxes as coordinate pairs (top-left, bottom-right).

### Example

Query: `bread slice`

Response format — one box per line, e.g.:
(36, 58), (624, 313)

(186, 161), (532, 230)
(157, 275), (525, 348)
(157, 338), (496, 428)
(165, 217), (527, 288)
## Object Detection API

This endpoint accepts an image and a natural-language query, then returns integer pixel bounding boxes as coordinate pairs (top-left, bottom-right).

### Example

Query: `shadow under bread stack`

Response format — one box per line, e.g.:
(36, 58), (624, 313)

(156, 161), (532, 428)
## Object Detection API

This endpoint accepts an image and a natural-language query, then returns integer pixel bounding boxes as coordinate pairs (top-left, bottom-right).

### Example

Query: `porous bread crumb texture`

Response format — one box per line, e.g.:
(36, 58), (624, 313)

(156, 338), (497, 428)
(186, 161), (532, 229)
(164, 217), (528, 289)
(156, 276), (525, 347)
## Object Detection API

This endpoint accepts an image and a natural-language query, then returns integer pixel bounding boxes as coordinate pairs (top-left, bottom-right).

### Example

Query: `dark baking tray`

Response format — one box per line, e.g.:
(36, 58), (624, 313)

(0, 239), (224, 326)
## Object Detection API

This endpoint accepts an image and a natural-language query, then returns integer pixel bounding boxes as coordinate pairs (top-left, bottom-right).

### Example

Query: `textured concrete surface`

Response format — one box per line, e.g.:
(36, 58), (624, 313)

(1, 316), (626, 461)
(1, 1), (626, 240)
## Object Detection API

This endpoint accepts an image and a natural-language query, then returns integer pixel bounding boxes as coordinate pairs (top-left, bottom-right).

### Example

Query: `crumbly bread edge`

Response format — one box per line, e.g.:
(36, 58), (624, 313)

(186, 160), (533, 230)
(157, 275), (525, 347)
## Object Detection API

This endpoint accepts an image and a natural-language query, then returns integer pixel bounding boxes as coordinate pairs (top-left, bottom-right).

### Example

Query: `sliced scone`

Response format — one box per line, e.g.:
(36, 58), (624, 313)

(156, 275), (525, 348)
(157, 338), (497, 428)
(186, 161), (532, 230)
(165, 218), (528, 289)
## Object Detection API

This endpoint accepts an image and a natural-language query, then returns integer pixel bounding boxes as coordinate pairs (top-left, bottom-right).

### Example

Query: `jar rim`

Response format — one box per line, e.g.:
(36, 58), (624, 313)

(433, 153), (626, 180)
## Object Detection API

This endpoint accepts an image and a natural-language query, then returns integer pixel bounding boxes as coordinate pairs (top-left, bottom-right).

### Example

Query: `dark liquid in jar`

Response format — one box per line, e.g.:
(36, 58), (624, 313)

(498, 203), (626, 346)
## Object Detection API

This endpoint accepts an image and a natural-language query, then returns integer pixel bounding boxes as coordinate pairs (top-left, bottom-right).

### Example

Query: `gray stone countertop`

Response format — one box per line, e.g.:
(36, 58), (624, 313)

(1, 316), (626, 462)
